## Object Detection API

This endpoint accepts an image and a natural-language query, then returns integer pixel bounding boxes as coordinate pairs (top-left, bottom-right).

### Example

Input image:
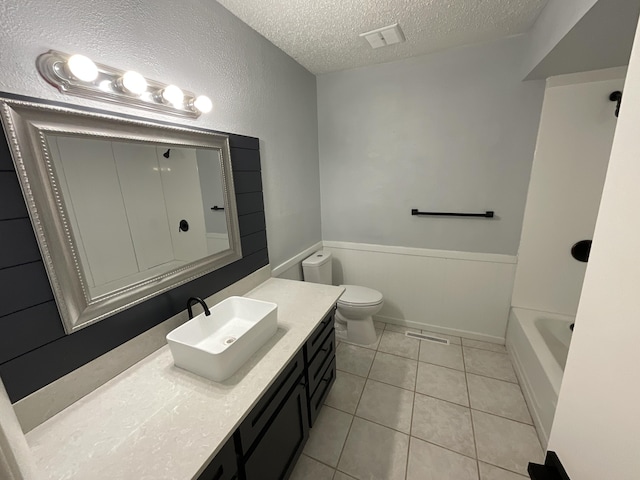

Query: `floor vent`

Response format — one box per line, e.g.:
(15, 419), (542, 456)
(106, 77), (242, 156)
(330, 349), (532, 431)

(405, 332), (450, 345)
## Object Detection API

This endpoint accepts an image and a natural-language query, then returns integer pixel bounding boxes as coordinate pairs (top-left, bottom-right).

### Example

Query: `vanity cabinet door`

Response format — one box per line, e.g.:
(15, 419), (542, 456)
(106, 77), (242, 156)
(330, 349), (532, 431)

(243, 380), (309, 480)
(237, 350), (305, 455)
(197, 435), (238, 480)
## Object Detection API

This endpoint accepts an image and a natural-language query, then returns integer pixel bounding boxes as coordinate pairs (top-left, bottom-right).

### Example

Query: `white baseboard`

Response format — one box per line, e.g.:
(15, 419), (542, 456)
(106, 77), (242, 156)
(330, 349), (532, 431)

(375, 314), (506, 344)
(271, 241), (323, 278)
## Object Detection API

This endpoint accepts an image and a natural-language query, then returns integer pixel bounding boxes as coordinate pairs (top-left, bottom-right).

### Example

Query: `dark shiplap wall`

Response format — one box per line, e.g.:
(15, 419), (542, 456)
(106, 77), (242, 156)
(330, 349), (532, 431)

(0, 105), (269, 403)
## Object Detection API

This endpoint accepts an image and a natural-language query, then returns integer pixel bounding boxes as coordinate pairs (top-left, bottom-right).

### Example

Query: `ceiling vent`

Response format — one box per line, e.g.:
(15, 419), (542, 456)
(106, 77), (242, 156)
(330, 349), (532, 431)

(359, 23), (405, 49)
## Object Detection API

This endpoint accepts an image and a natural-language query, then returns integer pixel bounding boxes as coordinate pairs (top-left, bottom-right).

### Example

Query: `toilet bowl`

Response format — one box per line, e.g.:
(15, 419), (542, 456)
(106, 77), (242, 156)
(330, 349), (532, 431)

(302, 251), (384, 346)
(335, 285), (383, 345)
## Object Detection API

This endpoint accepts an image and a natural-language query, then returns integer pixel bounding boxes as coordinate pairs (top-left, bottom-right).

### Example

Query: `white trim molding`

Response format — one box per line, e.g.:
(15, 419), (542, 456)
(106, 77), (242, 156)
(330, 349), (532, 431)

(324, 241), (517, 340)
(271, 241), (323, 278)
(322, 240), (517, 264)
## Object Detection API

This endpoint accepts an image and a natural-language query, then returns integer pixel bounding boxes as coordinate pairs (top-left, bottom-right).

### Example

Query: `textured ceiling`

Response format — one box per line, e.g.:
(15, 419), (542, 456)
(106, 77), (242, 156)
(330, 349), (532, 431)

(216, 0), (549, 74)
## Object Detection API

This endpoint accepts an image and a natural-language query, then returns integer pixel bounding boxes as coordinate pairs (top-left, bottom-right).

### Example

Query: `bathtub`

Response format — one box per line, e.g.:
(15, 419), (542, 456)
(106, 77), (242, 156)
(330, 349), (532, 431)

(506, 307), (574, 448)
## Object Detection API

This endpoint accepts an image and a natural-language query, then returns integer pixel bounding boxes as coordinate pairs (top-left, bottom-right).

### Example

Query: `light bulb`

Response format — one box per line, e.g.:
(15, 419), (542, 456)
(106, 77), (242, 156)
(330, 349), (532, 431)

(161, 85), (184, 106)
(66, 54), (98, 82)
(121, 71), (147, 95)
(193, 95), (212, 113)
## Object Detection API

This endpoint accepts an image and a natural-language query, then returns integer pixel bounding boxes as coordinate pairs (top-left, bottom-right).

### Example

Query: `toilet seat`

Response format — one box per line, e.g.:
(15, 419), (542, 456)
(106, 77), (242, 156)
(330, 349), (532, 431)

(337, 285), (383, 308)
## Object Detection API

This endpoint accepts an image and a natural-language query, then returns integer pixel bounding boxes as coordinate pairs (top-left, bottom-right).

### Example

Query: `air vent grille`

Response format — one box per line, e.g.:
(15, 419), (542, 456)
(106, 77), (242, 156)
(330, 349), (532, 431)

(360, 23), (405, 49)
(405, 332), (450, 345)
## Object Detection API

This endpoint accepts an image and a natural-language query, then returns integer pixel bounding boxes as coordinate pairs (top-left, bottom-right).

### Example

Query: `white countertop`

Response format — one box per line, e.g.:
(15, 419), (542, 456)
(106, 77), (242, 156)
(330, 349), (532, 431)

(25, 278), (344, 480)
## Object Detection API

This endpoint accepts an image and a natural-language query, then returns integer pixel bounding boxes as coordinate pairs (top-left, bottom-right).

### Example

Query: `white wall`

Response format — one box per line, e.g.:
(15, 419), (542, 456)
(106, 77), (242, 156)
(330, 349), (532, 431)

(325, 242), (516, 342)
(0, 0), (321, 268)
(318, 35), (545, 255)
(512, 67), (625, 316)
(547, 20), (640, 479)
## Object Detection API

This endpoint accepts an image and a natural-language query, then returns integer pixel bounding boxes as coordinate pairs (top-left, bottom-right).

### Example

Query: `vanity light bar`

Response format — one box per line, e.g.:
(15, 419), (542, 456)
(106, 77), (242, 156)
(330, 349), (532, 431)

(36, 50), (212, 118)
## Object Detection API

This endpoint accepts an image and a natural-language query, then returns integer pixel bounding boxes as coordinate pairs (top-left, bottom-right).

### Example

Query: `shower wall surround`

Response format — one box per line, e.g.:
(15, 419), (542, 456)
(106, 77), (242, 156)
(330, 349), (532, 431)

(512, 67), (626, 316)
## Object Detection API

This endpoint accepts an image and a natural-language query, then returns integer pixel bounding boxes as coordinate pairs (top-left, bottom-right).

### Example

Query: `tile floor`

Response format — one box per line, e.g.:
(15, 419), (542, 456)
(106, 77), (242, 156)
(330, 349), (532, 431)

(291, 322), (543, 480)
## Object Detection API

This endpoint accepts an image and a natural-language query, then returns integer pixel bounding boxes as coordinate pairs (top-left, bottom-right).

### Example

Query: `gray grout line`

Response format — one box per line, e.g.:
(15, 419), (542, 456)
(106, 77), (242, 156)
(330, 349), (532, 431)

(404, 337), (422, 479)
(462, 346), (481, 480)
(332, 351), (372, 476)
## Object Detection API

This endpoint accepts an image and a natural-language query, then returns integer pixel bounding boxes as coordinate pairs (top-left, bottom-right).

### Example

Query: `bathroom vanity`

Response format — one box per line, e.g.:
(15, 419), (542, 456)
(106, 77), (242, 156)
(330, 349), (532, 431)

(24, 278), (343, 480)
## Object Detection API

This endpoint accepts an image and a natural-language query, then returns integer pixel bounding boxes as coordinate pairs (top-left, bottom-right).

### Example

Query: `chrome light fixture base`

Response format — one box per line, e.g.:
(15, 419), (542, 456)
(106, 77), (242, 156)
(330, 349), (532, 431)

(37, 50), (204, 118)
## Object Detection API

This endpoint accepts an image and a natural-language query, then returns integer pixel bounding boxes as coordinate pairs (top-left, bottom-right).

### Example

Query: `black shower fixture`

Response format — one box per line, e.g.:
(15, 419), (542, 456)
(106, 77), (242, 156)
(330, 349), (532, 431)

(610, 91), (622, 117)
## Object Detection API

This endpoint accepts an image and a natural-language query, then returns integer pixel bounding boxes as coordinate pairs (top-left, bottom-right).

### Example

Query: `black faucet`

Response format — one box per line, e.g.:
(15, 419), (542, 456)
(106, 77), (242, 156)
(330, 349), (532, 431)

(187, 297), (211, 319)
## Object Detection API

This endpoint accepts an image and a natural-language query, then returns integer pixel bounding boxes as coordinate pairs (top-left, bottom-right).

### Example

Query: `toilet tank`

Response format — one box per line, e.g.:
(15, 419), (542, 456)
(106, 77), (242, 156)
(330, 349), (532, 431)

(302, 250), (332, 285)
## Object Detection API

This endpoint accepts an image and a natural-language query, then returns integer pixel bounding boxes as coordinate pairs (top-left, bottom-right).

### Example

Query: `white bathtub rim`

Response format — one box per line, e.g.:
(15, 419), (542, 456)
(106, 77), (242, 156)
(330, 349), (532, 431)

(511, 307), (574, 396)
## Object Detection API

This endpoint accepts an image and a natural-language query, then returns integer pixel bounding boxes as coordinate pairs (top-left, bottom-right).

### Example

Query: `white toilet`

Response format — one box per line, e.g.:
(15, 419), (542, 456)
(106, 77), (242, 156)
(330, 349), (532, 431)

(302, 250), (383, 345)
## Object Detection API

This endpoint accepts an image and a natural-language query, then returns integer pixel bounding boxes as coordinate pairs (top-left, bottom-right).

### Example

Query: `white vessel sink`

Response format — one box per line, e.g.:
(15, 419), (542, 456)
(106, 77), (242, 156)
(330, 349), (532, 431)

(167, 296), (277, 382)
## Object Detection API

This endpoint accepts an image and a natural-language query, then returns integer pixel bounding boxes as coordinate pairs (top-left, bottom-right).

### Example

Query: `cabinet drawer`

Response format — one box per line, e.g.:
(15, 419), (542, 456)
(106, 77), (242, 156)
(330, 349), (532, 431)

(197, 435), (238, 480)
(237, 349), (304, 455)
(307, 329), (335, 396)
(244, 381), (309, 480)
(308, 357), (336, 427)
(305, 309), (334, 362)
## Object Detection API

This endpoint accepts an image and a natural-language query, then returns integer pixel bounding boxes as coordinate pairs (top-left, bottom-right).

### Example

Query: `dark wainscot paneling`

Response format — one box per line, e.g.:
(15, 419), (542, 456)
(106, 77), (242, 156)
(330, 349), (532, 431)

(0, 96), (268, 403)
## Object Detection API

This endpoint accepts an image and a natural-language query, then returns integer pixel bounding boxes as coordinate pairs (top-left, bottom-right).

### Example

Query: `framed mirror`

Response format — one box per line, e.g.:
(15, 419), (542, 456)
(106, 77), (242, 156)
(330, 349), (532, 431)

(0, 97), (242, 333)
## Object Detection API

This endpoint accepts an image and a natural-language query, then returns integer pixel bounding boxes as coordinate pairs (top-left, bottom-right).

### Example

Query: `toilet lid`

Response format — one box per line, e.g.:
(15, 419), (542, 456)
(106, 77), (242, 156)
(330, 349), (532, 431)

(338, 285), (383, 307)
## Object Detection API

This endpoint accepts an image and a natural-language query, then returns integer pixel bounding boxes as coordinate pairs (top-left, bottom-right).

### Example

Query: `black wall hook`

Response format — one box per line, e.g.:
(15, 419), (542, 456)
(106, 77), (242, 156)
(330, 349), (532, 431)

(610, 91), (622, 117)
(163, 148), (171, 158)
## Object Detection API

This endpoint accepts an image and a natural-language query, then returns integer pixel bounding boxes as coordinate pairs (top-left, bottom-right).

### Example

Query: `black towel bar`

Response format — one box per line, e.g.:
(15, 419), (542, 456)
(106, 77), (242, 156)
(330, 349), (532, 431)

(411, 209), (494, 218)
(210, 205), (225, 211)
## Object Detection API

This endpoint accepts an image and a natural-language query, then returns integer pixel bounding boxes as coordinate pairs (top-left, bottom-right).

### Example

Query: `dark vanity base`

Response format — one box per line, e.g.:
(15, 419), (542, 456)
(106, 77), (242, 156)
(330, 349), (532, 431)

(198, 309), (336, 480)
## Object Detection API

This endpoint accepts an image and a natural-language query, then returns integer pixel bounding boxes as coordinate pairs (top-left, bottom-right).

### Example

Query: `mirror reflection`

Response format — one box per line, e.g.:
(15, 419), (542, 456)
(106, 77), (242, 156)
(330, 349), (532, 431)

(46, 135), (230, 298)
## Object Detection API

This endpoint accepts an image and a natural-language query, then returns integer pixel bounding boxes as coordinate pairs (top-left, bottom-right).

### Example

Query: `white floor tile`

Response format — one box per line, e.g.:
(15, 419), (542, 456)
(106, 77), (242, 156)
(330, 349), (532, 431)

(338, 417), (409, 480)
(368, 352), (418, 390)
(419, 342), (464, 371)
(303, 406), (353, 467)
(324, 370), (366, 414)
(289, 454), (335, 480)
(412, 393), (476, 458)
(462, 338), (507, 353)
(472, 410), (543, 476)
(463, 347), (517, 383)
(356, 379), (414, 433)
(385, 323), (421, 334)
(333, 472), (357, 480)
(467, 374), (531, 424)
(378, 330), (420, 360)
(336, 343), (375, 377)
(479, 462), (528, 479)
(407, 437), (478, 480)
(416, 362), (469, 406)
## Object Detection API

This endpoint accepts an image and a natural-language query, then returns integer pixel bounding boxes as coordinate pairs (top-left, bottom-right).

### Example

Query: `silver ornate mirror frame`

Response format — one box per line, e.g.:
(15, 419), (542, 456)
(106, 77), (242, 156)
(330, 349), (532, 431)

(0, 97), (242, 333)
